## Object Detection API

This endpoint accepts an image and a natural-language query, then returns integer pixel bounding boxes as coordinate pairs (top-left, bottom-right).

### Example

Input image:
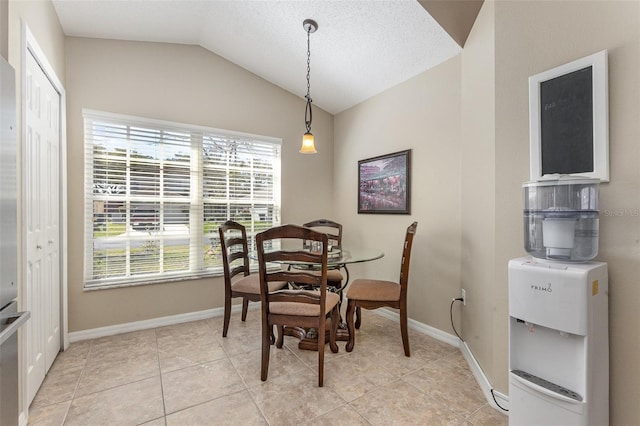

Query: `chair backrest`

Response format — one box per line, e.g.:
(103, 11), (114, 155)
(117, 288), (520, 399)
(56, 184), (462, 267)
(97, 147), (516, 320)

(218, 221), (250, 286)
(256, 224), (329, 312)
(399, 222), (418, 299)
(303, 219), (342, 250)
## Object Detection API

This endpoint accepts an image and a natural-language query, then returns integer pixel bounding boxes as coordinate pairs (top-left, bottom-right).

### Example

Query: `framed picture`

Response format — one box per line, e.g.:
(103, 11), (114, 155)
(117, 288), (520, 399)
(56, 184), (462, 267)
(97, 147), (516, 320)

(358, 149), (411, 214)
(529, 50), (609, 182)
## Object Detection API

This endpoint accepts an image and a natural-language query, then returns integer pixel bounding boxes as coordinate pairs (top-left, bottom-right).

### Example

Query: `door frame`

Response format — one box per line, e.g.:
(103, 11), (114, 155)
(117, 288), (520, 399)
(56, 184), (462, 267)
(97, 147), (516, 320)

(20, 21), (68, 409)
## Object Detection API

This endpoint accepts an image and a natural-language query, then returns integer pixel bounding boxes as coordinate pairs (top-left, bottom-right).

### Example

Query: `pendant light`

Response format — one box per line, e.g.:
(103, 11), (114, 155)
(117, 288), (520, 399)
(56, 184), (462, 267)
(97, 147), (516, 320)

(300, 19), (318, 154)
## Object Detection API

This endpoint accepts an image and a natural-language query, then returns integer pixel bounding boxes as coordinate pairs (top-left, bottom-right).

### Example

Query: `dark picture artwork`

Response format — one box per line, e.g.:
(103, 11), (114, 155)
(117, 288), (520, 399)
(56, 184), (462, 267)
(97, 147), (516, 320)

(358, 150), (411, 214)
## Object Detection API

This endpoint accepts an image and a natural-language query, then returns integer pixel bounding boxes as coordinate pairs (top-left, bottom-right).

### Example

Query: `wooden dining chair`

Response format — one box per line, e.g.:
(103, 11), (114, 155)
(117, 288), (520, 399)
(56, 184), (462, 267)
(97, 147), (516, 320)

(256, 224), (340, 387)
(302, 219), (347, 290)
(345, 222), (418, 356)
(218, 220), (287, 337)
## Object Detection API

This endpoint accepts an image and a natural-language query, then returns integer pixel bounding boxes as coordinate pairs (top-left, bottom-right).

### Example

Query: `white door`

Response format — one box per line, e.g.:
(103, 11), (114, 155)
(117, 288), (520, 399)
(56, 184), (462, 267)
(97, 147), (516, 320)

(24, 48), (61, 405)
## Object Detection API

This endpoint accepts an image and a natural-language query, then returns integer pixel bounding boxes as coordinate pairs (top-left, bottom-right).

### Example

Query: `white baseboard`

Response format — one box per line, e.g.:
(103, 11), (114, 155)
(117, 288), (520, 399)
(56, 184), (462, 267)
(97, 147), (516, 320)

(373, 307), (460, 347)
(460, 341), (510, 412)
(67, 304), (509, 413)
(373, 308), (509, 414)
(68, 303), (255, 343)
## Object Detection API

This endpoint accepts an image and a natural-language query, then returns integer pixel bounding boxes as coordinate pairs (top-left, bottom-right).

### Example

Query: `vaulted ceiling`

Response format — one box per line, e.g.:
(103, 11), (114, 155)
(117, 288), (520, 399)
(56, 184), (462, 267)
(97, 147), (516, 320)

(52, 0), (482, 114)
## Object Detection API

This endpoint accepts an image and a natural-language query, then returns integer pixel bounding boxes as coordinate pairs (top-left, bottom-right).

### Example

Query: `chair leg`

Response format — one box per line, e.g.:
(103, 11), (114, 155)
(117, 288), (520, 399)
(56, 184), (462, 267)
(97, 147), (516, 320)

(346, 299), (356, 352)
(222, 293), (231, 337)
(241, 298), (249, 321)
(355, 306), (362, 329)
(318, 315), (325, 387)
(329, 308), (339, 353)
(261, 318), (271, 382)
(400, 305), (410, 357)
(268, 324), (276, 345)
(276, 325), (284, 348)
(328, 280), (344, 324)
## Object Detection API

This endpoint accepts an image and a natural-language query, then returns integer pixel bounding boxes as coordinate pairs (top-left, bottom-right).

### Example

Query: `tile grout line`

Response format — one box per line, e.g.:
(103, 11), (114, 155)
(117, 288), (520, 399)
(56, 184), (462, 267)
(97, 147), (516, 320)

(214, 321), (273, 425)
(32, 311), (501, 425)
(154, 326), (169, 425)
(67, 339), (161, 396)
(27, 342), (93, 425)
(63, 340), (95, 424)
(397, 359), (488, 423)
(345, 402), (375, 426)
(40, 340), (94, 425)
(400, 375), (463, 419)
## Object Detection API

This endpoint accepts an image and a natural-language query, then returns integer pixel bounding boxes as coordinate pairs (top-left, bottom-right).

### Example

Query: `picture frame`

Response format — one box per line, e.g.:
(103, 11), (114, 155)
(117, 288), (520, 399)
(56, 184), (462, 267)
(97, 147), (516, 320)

(358, 149), (411, 214)
(529, 50), (609, 182)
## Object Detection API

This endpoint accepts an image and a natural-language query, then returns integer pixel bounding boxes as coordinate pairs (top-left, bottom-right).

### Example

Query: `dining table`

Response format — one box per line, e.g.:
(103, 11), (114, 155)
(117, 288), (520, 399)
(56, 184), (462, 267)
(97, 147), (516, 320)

(266, 246), (385, 351)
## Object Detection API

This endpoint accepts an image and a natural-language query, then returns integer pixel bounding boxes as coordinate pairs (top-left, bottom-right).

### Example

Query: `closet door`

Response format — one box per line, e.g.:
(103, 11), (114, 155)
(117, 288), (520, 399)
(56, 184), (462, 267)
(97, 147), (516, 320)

(24, 48), (61, 406)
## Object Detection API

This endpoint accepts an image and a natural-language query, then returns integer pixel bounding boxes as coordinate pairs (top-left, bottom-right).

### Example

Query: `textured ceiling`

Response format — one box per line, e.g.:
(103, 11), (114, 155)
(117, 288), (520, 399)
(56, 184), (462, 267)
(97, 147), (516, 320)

(52, 0), (462, 114)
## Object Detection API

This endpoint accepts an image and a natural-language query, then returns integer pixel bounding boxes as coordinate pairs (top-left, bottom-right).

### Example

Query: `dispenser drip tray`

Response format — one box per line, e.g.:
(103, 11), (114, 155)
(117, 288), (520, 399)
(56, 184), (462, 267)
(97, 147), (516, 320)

(511, 369), (583, 402)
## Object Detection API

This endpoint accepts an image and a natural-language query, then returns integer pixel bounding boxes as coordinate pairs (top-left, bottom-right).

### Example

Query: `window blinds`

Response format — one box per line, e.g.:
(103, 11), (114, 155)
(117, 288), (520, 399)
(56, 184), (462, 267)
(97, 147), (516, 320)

(83, 110), (281, 289)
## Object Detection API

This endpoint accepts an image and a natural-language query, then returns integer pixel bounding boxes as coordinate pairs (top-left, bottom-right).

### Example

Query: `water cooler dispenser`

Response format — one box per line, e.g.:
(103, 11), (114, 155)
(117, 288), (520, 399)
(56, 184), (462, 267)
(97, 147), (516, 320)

(509, 178), (608, 425)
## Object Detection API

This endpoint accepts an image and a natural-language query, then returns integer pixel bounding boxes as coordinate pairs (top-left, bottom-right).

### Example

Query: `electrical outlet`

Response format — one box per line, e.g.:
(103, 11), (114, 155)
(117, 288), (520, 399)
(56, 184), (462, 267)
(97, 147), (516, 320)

(461, 288), (466, 306)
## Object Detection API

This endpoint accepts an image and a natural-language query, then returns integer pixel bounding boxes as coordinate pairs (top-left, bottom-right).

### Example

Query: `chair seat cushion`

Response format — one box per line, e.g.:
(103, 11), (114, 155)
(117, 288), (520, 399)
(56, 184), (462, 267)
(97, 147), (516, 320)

(270, 291), (340, 317)
(291, 269), (343, 292)
(327, 269), (344, 282)
(231, 274), (287, 294)
(308, 269), (343, 283)
(292, 267), (343, 282)
(346, 279), (400, 302)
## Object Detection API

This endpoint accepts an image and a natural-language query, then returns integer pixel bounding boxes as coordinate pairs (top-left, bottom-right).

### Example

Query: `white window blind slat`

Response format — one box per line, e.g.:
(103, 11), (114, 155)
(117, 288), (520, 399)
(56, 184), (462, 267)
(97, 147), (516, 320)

(84, 110), (281, 289)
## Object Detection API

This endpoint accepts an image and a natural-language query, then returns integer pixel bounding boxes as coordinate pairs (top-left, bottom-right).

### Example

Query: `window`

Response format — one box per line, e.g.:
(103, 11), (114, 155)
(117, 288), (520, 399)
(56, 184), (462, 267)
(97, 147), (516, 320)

(84, 110), (281, 289)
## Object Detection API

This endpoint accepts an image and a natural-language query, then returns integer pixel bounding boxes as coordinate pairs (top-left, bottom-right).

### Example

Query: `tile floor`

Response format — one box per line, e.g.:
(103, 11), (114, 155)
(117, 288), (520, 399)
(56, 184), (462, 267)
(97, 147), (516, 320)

(28, 309), (508, 425)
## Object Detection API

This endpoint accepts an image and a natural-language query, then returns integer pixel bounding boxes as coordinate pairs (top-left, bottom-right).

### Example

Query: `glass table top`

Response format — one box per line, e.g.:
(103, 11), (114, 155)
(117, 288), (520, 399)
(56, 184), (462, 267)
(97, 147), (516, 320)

(251, 247), (384, 267)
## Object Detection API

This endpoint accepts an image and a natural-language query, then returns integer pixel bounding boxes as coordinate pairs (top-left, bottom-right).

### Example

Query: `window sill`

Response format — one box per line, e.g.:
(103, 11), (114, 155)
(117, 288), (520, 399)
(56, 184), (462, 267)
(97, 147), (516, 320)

(83, 270), (223, 291)
(83, 264), (280, 291)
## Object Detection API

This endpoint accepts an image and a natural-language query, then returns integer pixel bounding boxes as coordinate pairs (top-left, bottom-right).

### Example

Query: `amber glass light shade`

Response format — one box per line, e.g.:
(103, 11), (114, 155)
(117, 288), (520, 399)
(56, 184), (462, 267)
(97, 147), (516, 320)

(300, 132), (317, 154)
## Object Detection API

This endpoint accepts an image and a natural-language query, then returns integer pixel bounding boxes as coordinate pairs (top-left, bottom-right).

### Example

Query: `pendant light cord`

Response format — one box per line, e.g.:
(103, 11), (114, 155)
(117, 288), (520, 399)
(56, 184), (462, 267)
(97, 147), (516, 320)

(304, 25), (313, 133)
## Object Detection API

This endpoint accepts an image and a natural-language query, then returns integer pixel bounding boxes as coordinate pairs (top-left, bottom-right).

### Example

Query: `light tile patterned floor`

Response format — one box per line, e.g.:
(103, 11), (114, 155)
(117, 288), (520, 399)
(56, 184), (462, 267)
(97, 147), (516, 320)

(28, 309), (508, 426)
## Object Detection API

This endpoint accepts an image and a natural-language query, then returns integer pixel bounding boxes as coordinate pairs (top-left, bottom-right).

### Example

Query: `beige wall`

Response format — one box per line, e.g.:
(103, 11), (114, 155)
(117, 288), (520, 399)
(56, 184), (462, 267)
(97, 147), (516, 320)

(65, 37), (334, 331)
(336, 0), (640, 423)
(493, 1), (640, 422)
(460, 0), (498, 389)
(334, 56), (463, 333)
(9, 0), (640, 422)
(8, 0), (66, 270)
(8, 0), (65, 75)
